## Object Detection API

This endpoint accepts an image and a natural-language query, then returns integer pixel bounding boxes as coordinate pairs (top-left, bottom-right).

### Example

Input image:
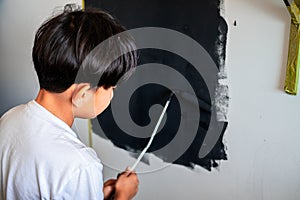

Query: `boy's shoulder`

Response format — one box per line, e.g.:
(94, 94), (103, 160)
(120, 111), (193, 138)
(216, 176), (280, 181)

(0, 100), (103, 197)
(1, 102), (27, 121)
(0, 102), (29, 132)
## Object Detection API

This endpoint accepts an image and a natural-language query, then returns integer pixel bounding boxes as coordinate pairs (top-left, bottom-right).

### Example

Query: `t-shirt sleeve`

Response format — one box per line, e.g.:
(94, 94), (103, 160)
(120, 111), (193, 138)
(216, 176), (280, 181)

(57, 163), (104, 200)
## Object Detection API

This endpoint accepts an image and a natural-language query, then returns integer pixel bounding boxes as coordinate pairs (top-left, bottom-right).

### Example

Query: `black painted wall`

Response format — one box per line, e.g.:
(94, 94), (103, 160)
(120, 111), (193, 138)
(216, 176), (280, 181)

(87, 0), (228, 171)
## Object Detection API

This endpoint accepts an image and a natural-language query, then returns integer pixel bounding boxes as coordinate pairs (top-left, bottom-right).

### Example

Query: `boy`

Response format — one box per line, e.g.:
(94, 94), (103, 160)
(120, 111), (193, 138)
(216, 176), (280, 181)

(0, 7), (138, 200)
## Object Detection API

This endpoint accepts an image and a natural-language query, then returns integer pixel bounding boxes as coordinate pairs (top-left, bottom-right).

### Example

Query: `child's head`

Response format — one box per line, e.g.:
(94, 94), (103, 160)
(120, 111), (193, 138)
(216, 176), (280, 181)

(32, 6), (137, 118)
(32, 7), (136, 92)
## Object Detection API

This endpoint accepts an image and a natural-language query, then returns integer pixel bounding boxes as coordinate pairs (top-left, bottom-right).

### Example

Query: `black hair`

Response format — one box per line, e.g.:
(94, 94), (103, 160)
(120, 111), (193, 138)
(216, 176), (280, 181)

(32, 6), (137, 93)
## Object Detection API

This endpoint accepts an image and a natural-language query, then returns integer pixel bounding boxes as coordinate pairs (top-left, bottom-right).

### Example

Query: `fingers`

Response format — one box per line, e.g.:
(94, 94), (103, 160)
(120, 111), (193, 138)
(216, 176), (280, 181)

(104, 179), (117, 187)
(114, 167), (139, 200)
(125, 166), (131, 172)
(103, 179), (117, 200)
(117, 167), (134, 178)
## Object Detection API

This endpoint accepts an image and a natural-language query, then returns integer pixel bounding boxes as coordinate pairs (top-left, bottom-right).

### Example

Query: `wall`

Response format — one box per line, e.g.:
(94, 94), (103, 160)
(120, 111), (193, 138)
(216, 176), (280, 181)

(95, 0), (300, 199)
(1, 0), (300, 199)
(0, 0), (81, 115)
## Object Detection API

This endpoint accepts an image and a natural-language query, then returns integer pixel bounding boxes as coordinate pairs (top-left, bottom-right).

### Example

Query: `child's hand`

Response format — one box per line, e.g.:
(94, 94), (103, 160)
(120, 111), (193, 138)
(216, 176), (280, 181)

(114, 168), (139, 200)
(103, 179), (117, 200)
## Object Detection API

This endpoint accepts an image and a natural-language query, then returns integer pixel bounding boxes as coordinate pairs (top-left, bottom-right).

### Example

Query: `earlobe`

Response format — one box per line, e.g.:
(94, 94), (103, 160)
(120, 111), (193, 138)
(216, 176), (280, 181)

(72, 83), (90, 107)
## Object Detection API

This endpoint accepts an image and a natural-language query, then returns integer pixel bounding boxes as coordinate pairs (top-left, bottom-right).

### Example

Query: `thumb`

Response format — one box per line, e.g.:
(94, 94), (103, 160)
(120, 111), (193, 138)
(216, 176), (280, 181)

(125, 167), (134, 174)
(125, 167), (132, 172)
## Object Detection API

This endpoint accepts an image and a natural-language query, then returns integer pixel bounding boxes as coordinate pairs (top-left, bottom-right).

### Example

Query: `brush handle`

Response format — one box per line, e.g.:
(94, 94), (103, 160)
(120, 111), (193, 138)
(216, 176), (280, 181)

(130, 92), (174, 171)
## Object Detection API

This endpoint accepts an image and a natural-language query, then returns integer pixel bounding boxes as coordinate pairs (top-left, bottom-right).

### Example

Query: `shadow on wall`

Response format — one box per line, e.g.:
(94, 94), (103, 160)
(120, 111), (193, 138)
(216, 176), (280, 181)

(236, 0), (291, 91)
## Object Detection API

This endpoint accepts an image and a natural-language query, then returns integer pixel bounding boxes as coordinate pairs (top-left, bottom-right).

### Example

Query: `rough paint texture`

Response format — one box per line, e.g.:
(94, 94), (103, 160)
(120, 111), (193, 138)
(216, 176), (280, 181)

(87, 0), (229, 171)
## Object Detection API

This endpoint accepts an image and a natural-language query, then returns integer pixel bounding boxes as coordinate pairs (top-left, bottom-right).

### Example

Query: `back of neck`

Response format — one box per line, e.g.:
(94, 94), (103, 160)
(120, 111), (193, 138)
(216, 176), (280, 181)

(35, 87), (75, 127)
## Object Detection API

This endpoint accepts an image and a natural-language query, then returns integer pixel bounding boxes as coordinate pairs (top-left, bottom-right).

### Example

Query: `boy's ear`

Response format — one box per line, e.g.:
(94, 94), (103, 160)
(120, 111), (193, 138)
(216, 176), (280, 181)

(72, 83), (91, 107)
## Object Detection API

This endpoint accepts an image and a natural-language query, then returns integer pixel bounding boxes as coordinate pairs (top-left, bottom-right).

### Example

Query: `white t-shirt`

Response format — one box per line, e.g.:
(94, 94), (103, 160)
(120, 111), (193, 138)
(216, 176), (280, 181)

(0, 100), (104, 200)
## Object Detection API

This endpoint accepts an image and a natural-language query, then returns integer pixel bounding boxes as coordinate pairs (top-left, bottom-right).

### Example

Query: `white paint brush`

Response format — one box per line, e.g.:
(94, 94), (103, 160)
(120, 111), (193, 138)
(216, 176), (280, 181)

(129, 92), (174, 171)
